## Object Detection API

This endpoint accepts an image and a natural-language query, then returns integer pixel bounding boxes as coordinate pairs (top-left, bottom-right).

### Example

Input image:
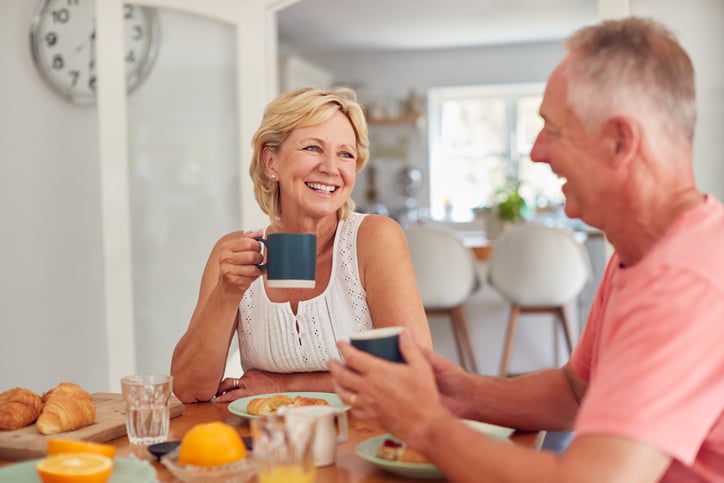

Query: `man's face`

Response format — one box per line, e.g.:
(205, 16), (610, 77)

(530, 60), (609, 226)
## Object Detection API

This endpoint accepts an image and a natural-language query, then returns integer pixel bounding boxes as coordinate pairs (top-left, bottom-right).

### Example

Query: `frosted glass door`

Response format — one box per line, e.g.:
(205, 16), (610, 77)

(126, 10), (239, 373)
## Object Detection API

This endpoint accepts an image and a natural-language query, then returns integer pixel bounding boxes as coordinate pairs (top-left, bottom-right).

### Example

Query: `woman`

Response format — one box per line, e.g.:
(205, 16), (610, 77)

(171, 87), (431, 403)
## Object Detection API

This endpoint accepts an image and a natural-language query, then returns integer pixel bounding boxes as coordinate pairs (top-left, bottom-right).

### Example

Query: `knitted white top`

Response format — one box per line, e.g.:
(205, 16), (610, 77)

(236, 212), (373, 372)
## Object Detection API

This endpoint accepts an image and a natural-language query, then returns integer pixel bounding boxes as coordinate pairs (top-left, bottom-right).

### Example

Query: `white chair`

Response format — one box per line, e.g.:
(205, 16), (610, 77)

(404, 224), (481, 373)
(487, 223), (591, 377)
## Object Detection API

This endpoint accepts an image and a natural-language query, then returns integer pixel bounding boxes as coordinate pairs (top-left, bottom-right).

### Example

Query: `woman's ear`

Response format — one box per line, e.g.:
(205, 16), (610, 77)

(604, 116), (640, 169)
(262, 146), (278, 179)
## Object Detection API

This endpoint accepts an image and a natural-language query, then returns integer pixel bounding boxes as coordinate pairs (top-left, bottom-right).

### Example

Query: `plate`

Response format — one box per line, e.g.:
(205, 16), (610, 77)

(356, 435), (443, 479)
(461, 419), (515, 440)
(228, 392), (349, 419)
(356, 422), (514, 479)
(0, 456), (156, 482)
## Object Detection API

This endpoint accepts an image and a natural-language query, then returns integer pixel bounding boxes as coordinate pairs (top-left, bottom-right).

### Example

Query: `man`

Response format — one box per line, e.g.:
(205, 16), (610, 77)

(329, 17), (724, 482)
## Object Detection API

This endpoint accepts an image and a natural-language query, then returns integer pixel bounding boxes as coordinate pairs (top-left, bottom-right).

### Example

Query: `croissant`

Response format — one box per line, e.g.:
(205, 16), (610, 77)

(0, 387), (44, 430)
(289, 396), (329, 408)
(246, 394), (294, 416)
(36, 382), (96, 435)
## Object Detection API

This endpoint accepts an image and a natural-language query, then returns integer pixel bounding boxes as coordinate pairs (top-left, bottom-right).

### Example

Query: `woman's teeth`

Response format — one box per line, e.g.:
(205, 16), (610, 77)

(306, 182), (336, 193)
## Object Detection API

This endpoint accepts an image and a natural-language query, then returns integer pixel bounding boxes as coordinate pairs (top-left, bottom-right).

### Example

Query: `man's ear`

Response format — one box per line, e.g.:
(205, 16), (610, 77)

(604, 116), (640, 169)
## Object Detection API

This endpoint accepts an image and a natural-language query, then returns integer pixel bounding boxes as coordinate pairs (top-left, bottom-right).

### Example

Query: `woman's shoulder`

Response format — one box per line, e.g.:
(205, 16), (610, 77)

(357, 214), (405, 246)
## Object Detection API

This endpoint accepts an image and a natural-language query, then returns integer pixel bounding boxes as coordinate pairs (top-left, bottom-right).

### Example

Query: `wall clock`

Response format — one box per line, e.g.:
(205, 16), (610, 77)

(30, 0), (160, 105)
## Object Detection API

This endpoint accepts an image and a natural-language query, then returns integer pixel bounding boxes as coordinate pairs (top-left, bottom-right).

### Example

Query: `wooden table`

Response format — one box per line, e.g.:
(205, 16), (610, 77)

(0, 401), (543, 482)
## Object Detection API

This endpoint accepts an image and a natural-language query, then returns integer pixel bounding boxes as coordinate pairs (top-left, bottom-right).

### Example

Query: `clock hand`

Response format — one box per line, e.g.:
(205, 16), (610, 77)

(89, 29), (96, 71)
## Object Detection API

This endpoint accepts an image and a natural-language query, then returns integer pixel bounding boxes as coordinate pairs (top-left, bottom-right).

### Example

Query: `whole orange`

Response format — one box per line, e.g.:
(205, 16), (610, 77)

(178, 421), (246, 466)
(36, 453), (113, 483)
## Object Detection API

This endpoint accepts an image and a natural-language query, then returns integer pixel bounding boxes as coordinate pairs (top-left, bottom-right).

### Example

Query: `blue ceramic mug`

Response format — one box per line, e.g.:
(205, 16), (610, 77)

(350, 327), (405, 363)
(255, 233), (316, 288)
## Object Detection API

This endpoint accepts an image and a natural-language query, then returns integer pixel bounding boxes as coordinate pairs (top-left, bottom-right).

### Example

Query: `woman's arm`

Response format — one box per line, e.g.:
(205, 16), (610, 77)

(357, 216), (432, 347)
(171, 231), (263, 402)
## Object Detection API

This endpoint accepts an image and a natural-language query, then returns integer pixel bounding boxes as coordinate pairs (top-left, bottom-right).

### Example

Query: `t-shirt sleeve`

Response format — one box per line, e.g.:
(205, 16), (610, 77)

(574, 266), (724, 465)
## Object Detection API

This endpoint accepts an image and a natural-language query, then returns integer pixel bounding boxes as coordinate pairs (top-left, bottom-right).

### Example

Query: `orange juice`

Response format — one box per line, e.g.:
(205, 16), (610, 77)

(257, 464), (316, 483)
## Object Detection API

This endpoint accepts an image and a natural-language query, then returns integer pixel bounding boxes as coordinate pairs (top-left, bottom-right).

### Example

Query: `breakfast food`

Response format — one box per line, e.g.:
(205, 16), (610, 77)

(246, 394), (329, 416)
(376, 438), (430, 464)
(47, 438), (117, 458)
(0, 387), (44, 430)
(36, 453), (113, 483)
(178, 421), (246, 466)
(36, 382), (96, 435)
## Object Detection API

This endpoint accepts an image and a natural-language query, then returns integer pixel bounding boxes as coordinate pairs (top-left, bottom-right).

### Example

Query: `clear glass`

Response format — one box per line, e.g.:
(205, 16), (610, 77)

(252, 414), (317, 483)
(121, 374), (173, 445)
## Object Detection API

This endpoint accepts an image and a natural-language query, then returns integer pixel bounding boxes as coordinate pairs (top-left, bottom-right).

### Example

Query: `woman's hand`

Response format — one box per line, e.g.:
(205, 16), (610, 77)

(214, 369), (285, 402)
(216, 231), (264, 293)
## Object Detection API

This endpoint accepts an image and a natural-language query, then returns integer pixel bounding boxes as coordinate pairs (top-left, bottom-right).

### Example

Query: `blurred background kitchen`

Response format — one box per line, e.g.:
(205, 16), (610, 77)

(1, 0), (722, 394)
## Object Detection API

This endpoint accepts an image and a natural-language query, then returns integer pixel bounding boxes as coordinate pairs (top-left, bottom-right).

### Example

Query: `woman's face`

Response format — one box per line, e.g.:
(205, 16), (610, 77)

(267, 110), (358, 222)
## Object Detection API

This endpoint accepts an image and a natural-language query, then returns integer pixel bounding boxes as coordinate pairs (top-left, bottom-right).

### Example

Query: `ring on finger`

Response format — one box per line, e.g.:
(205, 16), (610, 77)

(233, 378), (240, 389)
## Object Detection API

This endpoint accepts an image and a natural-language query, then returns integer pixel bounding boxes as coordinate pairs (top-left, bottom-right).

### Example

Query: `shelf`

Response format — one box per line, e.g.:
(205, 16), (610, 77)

(367, 114), (424, 125)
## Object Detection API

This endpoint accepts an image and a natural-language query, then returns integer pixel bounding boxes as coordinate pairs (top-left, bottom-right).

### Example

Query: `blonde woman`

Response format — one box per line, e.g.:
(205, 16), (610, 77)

(172, 87), (431, 403)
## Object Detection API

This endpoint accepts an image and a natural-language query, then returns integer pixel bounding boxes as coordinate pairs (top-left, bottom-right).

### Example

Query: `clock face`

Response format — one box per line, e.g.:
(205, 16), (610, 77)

(30, 0), (159, 105)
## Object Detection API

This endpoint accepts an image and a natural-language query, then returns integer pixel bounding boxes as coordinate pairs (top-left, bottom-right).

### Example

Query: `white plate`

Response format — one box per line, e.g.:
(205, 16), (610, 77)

(461, 419), (515, 440)
(227, 391), (349, 419)
(356, 421), (513, 479)
(0, 457), (156, 482)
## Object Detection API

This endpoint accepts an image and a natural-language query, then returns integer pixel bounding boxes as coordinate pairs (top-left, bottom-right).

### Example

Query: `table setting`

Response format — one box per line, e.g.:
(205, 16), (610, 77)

(0, 377), (543, 482)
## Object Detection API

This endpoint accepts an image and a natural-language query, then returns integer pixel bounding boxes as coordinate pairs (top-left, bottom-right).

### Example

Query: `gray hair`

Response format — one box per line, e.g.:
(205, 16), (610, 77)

(564, 17), (696, 148)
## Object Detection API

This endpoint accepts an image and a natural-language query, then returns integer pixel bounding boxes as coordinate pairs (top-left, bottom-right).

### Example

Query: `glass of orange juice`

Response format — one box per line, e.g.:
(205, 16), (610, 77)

(251, 414), (317, 483)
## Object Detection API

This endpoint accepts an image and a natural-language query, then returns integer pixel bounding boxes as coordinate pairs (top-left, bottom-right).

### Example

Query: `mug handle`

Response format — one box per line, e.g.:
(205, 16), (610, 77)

(335, 410), (349, 443)
(254, 236), (268, 270)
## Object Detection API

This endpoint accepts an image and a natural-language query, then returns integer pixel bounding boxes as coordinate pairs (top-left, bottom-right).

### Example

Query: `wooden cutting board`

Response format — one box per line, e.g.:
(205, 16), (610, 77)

(0, 393), (184, 461)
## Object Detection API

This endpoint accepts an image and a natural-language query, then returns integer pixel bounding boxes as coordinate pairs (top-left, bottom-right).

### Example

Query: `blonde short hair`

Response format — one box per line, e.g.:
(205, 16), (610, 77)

(250, 87), (369, 222)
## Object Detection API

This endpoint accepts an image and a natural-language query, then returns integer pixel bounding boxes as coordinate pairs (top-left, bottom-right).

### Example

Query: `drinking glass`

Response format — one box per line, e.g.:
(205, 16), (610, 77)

(251, 413), (317, 483)
(120, 374), (173, 445)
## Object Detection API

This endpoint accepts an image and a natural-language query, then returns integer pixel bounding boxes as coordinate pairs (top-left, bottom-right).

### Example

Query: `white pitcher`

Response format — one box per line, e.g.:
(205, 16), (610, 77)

(281, 405), (349, 467)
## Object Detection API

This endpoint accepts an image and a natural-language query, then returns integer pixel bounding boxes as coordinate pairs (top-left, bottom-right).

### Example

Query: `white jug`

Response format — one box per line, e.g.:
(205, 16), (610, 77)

(281, 405), (349, 467)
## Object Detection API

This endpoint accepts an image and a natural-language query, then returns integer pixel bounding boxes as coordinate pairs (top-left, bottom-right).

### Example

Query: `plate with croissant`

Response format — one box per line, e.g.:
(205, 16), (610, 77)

(228, 392), (349, 419)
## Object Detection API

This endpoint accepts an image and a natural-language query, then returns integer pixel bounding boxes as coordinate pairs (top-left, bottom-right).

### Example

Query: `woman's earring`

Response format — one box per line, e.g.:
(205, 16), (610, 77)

(270, 174), (277, 180)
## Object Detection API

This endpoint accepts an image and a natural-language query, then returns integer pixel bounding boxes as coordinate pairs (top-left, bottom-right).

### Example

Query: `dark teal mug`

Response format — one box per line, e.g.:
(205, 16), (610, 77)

(350, 327), (405, 363)
(255, 233), (316, 288)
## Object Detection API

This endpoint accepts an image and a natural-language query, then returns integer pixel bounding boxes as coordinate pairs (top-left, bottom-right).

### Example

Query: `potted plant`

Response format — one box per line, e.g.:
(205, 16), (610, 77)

(495, 180), (530, 222)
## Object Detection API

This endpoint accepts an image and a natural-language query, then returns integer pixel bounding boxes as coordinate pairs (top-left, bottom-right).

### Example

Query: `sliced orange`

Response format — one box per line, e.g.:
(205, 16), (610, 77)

(47, 439), (116, 458)
(36, 453), (113, 483)
(178, 421), (246, 466)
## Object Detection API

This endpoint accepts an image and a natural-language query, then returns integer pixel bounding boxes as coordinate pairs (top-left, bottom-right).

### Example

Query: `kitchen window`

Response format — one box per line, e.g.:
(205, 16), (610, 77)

(427, 83), (562, 222)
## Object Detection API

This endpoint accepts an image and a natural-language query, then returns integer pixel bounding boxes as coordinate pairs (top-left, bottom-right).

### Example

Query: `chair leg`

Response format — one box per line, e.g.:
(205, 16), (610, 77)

(499, 305), (521, 378)
(556, 306), (574, 355)
(450, 304), (478, 374)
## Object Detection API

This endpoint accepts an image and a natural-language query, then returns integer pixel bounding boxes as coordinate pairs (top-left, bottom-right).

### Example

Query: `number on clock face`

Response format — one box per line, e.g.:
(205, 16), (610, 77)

(31, 0), (158, 104)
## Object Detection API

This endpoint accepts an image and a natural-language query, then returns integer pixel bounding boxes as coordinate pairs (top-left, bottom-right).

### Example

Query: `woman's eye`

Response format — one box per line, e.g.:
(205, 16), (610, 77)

(339, 151), (356, 160)
(303, 145), (321, 152)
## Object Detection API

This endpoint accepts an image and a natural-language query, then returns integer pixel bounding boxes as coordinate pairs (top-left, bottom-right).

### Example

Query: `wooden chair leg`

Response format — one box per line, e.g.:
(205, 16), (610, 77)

(499, 305), (521, 378)
(450, 304), (478, 374)
(556, 306), (574, 355)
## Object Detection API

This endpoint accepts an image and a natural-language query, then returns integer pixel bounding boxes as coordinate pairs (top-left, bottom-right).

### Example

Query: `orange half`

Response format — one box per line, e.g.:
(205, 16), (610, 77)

(36, 453), (113, 483)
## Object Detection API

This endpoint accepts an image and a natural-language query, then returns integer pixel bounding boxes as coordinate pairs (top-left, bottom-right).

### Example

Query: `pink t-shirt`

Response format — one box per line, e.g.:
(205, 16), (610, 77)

(571, 195), (724, 482)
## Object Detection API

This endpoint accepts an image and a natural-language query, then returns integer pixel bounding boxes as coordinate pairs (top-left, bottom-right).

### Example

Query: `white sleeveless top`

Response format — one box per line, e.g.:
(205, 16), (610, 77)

(236, 212), (374, 373)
